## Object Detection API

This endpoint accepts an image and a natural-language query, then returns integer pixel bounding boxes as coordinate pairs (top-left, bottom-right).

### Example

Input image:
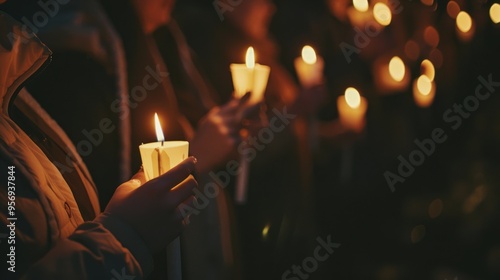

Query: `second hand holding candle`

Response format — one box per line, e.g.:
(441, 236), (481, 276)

(230, 47), (271, 204)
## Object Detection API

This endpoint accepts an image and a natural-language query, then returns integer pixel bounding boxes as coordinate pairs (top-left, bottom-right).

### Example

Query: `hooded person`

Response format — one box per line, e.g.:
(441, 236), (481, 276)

(0, 10), (198, 279)
(3, 0), (250, 278)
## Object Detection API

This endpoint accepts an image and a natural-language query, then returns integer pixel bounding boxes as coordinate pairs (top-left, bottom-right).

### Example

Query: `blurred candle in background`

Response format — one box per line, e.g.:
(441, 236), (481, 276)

(347, 0), (374, 28)
(456, 11), (475, 42)
(421, 59), (435, 82)
(230, 47), (271, 205)
(373, 56), (410, 94)
(337, 87), (368, 132)
(294, 45), (324, 88)
(373, 2), (392, 26)
(490, 3), (500, 24)
(413, 75), (436, 108)
(230, 47), (271, 105)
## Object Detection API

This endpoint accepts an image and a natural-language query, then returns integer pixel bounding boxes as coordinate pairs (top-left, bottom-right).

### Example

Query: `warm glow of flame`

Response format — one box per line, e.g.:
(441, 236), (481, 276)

(421, 59), (435, 81)
(447, 1), (460, 19)
(456, 11), (472, 33)
(420, 0), (433, 6)
(154, 113), (165, 142)
(417, 75), (432, 96)
(389, 56), (405, 82)
(423, 26), (440, 47)
(262, 224), (270, 239)
(373, 3), (392, 26)
(246, 47), (255, 68)
(345, 87), (361, 108)
(353, 0), (369, 12)
(490, 3), (500, 24)
(404, 40), (420, 61)
(302, 45), (317, 64)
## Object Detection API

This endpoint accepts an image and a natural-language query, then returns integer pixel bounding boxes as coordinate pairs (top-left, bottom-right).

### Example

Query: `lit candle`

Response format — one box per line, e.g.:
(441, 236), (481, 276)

(294, 45), (324, 88)
(373, 2), (392, 26)
(373, 56), (410, 94)
(230, 47), (271, 105)
(337, 87), (368, 132)
(138, 113), (188, 280)
(420, 59), (435, 82)
(456, 11), (475, 42)
(230, 47), (271, 204)
(346, 0), (374, 28)
(490, 3), (500, 24)
(139, 113), (188, 181)
(413, 75), (436, 108)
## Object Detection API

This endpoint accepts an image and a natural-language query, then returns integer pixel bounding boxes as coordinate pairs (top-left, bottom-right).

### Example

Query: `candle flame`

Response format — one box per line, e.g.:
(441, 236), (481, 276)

(417, 75), (432, 96)
(154, 113), (165, 142)
(490, 3), (500, 24)
(353, 0), (369, 12)
(345, 87), (361, 108)
(301, 45), (317, 65)
(246, 47), (255, 69)
(421, 59), (435, 81)
(456, 11), (472, 33)
(373, 3), (392, 26)
(389, 56), (405, 82)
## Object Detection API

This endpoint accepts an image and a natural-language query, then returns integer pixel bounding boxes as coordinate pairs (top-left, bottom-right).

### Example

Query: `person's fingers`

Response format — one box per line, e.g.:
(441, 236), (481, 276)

(220, 92), (251, 115)
(168, 175), (197, 206)
(144, 157), (197, 192)
(237, 92), (252, 105)
(219, 99), (241, 115)
(175, 195), (197, 225)
(130, 168), (146, 186)
(241, 102), (263, 119)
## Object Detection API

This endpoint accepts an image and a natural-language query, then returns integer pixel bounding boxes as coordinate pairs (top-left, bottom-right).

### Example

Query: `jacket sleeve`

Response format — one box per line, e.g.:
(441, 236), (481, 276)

(20, 213), (153, 280)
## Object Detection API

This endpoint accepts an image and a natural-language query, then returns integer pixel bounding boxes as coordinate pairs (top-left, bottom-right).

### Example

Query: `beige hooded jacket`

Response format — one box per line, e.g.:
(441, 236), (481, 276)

(0, 11), (152, 279)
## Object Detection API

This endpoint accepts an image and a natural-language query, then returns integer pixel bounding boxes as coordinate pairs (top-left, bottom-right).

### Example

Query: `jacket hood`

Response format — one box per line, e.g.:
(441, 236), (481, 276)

(0, 11), (51, 115)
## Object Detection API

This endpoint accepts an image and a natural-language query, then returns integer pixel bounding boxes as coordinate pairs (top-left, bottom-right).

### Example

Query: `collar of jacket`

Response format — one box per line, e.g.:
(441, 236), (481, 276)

(0, 11), (51, 116)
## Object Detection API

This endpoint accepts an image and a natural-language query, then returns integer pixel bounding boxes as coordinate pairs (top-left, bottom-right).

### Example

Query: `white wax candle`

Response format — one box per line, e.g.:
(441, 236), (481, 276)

(230, 47), (271, 105)
(413, 75), (436, 108)
(373, 56), (410, 94)
(138, 113), (188, 280)
(337, 87), (368, 132)
(294, 45), (324, 88)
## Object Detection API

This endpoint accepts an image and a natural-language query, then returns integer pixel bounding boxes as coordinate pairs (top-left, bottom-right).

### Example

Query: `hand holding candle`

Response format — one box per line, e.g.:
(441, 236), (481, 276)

(138, 113), (190, 280)
(230, 47), (271, 204)
(102, 157), (197, 252)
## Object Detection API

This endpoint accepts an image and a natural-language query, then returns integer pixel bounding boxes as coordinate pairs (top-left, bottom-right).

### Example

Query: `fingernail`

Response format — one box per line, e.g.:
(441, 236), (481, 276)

(130, 179), (141, 186)
(240, 92), (251, 103)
